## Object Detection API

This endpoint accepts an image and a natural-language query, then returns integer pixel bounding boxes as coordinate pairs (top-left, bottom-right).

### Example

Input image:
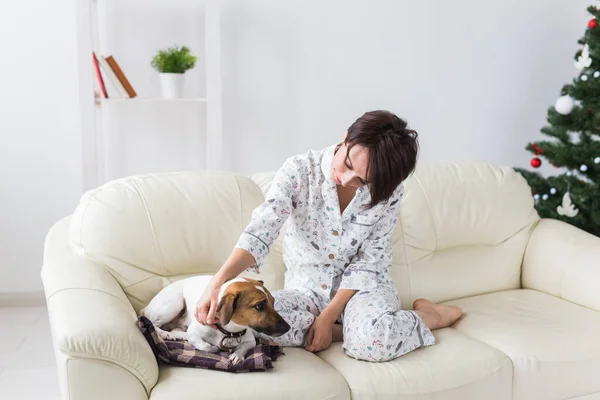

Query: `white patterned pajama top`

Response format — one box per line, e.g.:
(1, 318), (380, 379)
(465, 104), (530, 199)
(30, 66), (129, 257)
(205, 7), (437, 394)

(235, 143), (435, 362)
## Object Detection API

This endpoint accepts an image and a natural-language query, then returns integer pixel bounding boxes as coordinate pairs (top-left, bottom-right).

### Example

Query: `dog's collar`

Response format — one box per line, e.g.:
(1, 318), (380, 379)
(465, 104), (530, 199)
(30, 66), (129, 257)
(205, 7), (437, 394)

(216, 325), (247, 352)
(216, 324), (247, 338)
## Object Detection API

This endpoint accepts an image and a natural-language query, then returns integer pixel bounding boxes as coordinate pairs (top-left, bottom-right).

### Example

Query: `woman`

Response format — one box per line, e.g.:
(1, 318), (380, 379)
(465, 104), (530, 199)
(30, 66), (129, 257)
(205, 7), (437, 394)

(195, 110), (462, 362)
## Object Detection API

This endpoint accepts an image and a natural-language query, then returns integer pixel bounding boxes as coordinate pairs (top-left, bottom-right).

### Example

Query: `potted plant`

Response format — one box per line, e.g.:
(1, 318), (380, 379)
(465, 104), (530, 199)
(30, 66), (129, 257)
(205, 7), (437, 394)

(151, 45), (197, 99)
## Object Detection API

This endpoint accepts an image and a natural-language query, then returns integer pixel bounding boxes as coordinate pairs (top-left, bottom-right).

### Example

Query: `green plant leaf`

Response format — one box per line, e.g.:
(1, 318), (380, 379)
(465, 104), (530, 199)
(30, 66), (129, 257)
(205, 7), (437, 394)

(151, 45), (197, 73)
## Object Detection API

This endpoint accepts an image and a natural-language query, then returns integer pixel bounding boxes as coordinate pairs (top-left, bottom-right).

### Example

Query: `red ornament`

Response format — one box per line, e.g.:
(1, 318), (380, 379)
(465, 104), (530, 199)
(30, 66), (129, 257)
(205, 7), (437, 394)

(530, 143), (543, 168)
(589, 19), (598, 29)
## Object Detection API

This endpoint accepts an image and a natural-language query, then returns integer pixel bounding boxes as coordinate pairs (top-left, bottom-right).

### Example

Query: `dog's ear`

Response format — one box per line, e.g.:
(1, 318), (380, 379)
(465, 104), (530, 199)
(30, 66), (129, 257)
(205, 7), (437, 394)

(216, 293), (236, 325)
(245, 278), (264, 286)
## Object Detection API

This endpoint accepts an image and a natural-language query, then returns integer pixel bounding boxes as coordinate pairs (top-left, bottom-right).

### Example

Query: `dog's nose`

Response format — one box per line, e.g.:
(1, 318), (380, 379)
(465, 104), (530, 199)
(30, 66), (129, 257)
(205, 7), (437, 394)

(262, 320), (291, 337)
(276, 320), (291, 335)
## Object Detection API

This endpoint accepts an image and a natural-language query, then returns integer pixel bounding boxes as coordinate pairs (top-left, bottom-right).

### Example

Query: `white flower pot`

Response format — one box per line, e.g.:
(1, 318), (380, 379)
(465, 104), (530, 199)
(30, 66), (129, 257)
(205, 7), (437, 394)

(159, 73), (185, 99)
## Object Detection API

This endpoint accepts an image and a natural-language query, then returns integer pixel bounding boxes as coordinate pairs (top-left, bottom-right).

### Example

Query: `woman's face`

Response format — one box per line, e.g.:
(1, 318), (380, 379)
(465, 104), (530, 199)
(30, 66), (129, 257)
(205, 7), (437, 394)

(331, 141), (370, 188)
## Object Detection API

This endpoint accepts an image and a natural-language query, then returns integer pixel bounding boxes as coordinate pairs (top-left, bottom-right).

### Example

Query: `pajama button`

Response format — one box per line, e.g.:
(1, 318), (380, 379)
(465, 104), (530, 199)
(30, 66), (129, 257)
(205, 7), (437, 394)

(329, 254), (335, 260)
(321, 284), (328, 290)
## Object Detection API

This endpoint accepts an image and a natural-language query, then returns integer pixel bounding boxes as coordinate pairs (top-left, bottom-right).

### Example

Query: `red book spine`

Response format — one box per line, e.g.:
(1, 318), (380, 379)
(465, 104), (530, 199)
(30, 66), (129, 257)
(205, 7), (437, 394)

(92, 52), (108, 98)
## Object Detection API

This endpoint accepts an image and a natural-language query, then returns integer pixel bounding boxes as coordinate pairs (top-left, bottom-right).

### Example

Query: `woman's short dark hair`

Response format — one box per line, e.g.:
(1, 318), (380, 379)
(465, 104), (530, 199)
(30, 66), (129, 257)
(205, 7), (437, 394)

(345, 110), (419, 209)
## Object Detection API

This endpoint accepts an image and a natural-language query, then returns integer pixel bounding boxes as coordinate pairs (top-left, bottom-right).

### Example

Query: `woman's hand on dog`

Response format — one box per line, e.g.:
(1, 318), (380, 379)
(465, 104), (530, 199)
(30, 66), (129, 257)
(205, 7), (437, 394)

(195, 282), (221, 328)
(305, 314), (334, 353)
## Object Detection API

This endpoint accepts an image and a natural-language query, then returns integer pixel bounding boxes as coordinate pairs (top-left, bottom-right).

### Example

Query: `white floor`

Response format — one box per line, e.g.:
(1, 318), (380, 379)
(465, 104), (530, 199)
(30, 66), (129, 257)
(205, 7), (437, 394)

(0, 306), (61, 399)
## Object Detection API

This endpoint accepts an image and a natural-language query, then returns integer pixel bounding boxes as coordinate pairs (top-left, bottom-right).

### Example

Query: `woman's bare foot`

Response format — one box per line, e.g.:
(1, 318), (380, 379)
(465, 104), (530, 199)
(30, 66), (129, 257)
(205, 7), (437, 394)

(413, 298), (463, 330)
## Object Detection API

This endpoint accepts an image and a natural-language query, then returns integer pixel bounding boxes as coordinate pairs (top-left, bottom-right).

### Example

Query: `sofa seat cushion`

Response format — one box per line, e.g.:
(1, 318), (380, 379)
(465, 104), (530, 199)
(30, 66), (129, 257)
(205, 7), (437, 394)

(317, 328), (512, 400)
(149, 348), (350, 399)
(446, 289), (600, 400)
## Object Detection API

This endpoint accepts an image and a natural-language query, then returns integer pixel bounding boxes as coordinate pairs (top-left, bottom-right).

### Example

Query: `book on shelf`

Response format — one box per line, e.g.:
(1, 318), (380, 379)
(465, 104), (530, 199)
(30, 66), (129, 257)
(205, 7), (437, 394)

(93, 52), (137, 100)
(105, 56), (137, 98)
(92, 53), (108, 99)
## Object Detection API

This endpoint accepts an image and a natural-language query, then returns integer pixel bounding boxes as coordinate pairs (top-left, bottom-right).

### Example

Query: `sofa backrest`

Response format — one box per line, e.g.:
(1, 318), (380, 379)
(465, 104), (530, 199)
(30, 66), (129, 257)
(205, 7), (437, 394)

(387, 161), (539, 307)
(69, 171), (275, 311)
(69, 161), (539, 312)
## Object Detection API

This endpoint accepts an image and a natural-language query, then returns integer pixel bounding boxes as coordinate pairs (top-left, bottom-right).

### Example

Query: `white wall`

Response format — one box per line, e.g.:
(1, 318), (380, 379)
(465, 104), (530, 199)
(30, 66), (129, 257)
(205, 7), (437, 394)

(0, 0), (81, 294)
(0, 0), (591, 294)
(222, 0), (591, 175)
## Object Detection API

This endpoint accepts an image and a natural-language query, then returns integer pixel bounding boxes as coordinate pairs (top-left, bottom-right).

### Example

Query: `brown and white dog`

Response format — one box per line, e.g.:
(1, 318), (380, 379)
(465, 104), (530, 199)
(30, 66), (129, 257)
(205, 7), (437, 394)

(143, 276), (290, 364)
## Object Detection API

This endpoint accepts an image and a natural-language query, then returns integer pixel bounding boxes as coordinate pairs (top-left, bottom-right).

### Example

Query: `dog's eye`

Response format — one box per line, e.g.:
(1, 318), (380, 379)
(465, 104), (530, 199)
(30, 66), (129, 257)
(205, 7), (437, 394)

(255, 302), (265, 311)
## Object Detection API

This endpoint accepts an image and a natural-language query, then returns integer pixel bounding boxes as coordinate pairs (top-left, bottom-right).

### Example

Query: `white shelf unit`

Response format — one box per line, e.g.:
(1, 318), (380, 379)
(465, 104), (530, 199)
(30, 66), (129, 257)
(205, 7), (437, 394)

(77, 0), (223, 192)
(97, 97), (208, 103)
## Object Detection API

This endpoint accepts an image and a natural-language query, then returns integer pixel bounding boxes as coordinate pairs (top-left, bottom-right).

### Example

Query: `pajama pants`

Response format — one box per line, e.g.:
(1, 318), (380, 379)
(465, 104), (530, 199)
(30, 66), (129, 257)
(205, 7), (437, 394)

(254, 285), (436, 362)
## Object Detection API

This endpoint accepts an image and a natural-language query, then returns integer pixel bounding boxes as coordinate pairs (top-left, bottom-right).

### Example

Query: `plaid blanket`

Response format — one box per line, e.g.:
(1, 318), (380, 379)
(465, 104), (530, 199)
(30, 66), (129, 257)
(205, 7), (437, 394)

(137, 316), (283, 373)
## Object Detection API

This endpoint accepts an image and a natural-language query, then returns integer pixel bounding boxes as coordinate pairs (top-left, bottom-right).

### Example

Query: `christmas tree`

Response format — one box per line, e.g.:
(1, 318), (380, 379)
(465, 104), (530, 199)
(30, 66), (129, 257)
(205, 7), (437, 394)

(515, 5), (600, 238)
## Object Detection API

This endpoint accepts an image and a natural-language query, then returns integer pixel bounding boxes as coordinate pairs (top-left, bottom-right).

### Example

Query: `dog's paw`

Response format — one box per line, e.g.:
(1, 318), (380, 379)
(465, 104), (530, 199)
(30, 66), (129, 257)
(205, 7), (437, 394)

(166, 331), (188, 341)
(196, 342), (220, 353)
(229, 352), (245, 365)
(156, 328), (177, 341)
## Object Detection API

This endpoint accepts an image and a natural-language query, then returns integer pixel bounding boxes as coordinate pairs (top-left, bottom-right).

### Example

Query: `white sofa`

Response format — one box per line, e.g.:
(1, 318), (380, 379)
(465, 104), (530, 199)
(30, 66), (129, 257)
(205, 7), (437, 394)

(41, 160), (600, 400)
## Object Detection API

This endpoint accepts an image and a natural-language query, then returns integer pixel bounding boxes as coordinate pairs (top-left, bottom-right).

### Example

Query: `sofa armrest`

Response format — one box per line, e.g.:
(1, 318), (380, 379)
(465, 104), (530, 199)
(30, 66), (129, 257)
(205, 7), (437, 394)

(42, 218), (159, 397)
(522, 218), (600, 311)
